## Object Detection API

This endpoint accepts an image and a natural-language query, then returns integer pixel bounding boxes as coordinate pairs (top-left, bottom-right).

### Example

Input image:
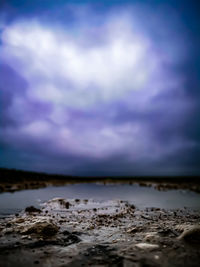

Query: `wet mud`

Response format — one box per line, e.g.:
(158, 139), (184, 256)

(0, 198), (200, 266)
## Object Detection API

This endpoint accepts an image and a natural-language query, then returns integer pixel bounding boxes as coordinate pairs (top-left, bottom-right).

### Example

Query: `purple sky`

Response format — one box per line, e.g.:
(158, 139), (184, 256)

(1, 1), (200, 176)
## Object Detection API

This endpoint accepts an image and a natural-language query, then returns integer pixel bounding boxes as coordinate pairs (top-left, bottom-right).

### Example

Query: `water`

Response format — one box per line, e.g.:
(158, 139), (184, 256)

(0, 183), (200, 216)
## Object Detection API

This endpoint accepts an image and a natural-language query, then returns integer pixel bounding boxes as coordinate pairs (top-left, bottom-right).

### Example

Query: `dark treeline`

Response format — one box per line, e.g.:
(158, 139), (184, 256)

(0, 168), (199, 184)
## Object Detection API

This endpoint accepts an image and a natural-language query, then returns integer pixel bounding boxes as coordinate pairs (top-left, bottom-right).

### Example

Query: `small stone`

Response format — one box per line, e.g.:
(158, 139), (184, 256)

(65, 202), (70, 209)
(141, 214), (151, 220)
(25, 206), (41, 213)
(21, 235), (28, 239)
(127, 227), (137, 234)
(135, 243), (159, 250)
(2, 228), (13, 234)
(62, 230), (70, 235)
(144, 232), (159, 242)
(15, 218), (25, 223)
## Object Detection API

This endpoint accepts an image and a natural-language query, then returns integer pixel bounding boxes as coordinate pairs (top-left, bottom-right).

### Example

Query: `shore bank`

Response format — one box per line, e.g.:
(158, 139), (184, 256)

(0, 168), (200, 193)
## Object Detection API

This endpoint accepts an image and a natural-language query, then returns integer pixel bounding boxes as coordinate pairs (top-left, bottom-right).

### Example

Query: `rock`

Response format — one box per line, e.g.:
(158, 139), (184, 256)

(141, 214), (151, 220)
(21, 235), (32, 240)
(154, 255), (160, 260)
(21, 222), (59, 237)
(2, 228), (14, 235)
(25, 206), (41, 213)
(135, 242), (159, 250)
(127, 227), (137, 234)
(47, 198), (71, 209)
(178, 225), (200, 243)
(175, 224), (191, 232)
(144, 232), (159, 242)
(158, 228), (178, 237)
(64, 234), (81, 244)
(65, 202), (70, 209)
(14, 218), (25, 223)
(62, 230), (70, 235)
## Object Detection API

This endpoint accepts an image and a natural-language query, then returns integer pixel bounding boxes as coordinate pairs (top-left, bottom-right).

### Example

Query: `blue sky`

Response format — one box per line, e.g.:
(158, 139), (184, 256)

(0, 0), (200, 176)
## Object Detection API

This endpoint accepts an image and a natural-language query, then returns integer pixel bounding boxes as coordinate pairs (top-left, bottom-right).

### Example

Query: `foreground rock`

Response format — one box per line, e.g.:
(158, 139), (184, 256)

(25, 206), (41, 213)
(0, 198), (200, 267)
(21, 221), (59, 237)
(178, 225), (200, 243)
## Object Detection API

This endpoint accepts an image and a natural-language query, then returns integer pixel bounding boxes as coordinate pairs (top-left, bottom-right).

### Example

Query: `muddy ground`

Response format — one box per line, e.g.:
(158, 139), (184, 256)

(0, 197), (200, 267)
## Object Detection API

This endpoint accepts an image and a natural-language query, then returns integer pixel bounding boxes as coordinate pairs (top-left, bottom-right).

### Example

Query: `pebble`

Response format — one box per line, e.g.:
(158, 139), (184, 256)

(25, 206), (41, 213)
(135, 243), (159, 250)
(2, 228), (14, 234)
(127, 227), (137, 234)
(144, 232), (159, 242)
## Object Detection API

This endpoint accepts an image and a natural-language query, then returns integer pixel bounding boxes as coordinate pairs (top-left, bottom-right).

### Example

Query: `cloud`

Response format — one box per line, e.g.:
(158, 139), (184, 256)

(2, 9), (185, 106)
(0, 5), (199, 175)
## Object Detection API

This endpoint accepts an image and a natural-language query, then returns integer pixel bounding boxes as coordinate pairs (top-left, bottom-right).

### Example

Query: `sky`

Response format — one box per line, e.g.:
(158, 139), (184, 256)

(0, 0), (200, 176)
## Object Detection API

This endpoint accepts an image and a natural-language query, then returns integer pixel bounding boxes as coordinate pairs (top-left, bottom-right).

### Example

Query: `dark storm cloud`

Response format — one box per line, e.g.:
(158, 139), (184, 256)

(0, 0), (200, 175)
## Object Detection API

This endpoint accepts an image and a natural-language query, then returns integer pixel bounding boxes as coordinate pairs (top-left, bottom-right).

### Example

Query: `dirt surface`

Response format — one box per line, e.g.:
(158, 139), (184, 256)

(0, 198), (200, 267)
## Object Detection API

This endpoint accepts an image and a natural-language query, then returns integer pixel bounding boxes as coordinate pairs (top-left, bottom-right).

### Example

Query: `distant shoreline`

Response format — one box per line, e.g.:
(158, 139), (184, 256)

(0, 168), (200, 193)
(0, 167), (200, 182)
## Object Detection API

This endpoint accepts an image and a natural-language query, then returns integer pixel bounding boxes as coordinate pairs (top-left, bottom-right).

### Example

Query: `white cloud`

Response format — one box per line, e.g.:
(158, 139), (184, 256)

(1, 17), (163, 108)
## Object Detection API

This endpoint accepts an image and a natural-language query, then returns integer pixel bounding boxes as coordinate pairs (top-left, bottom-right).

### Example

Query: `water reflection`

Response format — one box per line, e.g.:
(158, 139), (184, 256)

(0, 183), (200, 216)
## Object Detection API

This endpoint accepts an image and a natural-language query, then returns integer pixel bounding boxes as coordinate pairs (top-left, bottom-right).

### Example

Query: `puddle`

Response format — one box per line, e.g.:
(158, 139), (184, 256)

(0, 183), (200, 216)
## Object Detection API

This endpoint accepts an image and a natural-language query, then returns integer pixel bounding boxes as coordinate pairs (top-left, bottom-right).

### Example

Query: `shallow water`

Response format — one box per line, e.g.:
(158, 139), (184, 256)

(0, 183), (200, 216)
